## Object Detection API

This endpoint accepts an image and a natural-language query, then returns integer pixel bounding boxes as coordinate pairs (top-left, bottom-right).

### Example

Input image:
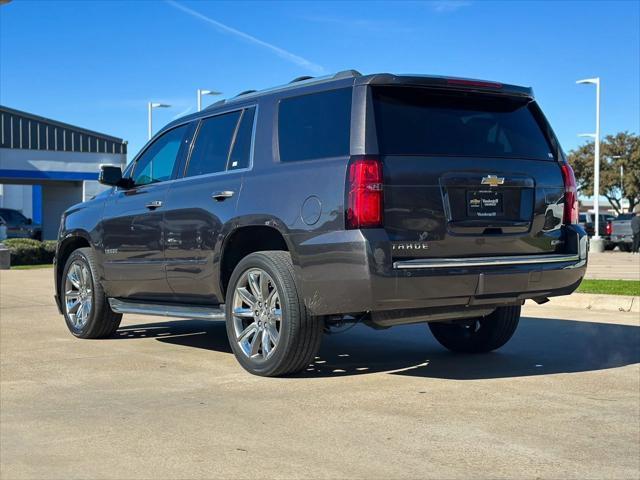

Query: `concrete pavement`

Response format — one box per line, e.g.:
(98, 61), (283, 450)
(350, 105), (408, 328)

(1, 268), (639, 479)
(585, 251), (640, 281)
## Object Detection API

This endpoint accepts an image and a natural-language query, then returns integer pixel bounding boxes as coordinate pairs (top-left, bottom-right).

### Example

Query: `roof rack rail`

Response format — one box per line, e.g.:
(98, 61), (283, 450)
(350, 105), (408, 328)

(203, 70), (363, 110)
(290, 75), (314, 84)
(333, 69), (362, 80)
(235, 89), (257, 97)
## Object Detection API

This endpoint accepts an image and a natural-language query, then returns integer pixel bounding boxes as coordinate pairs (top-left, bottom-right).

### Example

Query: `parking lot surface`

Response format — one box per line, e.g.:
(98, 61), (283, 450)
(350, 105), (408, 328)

(585, 251), (640, 281)
(1, 268), (639, 479)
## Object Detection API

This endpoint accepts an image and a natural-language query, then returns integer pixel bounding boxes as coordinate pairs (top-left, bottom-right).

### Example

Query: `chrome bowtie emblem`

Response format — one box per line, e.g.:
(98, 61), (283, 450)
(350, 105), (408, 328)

(481, 175), (505, 187)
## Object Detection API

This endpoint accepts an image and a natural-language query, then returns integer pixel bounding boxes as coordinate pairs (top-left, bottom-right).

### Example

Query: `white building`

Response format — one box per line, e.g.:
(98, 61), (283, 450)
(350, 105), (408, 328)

(0, 106), (127, 239)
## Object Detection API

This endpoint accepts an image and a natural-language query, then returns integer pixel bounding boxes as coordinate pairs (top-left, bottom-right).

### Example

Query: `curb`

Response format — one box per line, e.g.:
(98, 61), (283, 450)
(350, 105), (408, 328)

(529, 293), (640, 313)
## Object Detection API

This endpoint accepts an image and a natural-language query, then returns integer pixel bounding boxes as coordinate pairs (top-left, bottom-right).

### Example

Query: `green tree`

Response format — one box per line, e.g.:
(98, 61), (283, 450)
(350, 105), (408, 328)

(567, 131), (639, 215)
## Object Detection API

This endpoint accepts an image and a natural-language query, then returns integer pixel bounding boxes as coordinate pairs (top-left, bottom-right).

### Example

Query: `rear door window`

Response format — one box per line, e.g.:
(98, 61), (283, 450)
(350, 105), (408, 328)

(228, 107), (256, 170)
(186, 111), (242, 178)
(372, 87), (554, 160)
(278, 88), (352, 162)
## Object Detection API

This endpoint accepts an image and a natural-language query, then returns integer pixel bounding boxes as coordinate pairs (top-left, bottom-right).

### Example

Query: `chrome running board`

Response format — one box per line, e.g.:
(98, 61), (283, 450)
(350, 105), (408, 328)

(393, 253), (580, 270)
(108, 298), (225, 320)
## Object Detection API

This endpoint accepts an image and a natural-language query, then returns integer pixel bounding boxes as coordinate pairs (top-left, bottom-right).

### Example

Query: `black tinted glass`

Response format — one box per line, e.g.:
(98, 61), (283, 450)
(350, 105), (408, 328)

(187, 111), (241, 177)
(0, 209), (26, 224)
(278, 88), (352, 162)
(228, 107), (256, 170)
(373, 87), (553, 160)
(133, 124), (189, 186)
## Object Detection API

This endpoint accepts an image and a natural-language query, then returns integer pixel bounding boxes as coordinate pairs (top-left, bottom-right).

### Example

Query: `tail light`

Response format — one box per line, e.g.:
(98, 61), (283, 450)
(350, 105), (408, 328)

(560, 163), (578, 224)
(605, 221), (612, 236)
(346, 157), (383, 229)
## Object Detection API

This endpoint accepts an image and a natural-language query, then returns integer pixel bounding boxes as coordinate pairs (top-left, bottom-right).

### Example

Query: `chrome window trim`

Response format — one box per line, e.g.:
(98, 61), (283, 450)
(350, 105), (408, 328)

(393, 253), (580, 270)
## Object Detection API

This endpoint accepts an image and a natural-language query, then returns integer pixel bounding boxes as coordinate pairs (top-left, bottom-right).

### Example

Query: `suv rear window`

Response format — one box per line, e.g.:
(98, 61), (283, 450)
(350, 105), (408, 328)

(372, 87), (554, 160)
(278, 88), (352, 162)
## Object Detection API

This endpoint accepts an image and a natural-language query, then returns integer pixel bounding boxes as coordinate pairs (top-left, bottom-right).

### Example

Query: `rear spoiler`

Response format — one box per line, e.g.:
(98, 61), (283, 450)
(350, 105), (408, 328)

(360, 74), (534, 99)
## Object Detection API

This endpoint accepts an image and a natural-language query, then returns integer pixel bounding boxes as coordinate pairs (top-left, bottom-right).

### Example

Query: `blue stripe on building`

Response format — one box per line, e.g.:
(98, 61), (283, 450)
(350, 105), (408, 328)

(31, 185), (42, 224)
(0, 169), (99, 181)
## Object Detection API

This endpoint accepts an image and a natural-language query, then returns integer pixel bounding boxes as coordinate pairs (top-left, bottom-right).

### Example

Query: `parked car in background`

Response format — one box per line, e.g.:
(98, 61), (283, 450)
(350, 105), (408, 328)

(0, 216), (7, 241)
(610, 213), (635, 251)
(0, 208), (42, 240)
(578, 212), (615, 249)
(53, 71), (588, 376)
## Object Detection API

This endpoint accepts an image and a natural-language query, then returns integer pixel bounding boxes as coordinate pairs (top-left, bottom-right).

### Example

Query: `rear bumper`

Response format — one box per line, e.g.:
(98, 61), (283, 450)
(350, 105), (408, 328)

(294, 225), (588, 316)
(611, 233), (633, 244)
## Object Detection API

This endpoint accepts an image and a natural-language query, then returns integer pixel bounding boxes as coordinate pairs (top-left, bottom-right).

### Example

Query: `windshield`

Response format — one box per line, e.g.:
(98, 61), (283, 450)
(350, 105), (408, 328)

(372, 87), (554, 160)
(0, 209), (28, 225)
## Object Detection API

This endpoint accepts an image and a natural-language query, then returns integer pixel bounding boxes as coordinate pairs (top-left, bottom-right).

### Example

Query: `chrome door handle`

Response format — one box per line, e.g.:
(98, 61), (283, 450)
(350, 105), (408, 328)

(145, 200), (163, 210)
(211, 191), (235, 201)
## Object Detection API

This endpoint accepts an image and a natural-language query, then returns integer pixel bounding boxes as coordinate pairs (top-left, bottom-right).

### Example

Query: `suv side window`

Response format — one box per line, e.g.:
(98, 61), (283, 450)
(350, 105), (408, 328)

(228, 107), (256, 171)
(132, 125), (190, 186)
(278, 88), (352, 162)
(186, 111), (242, 178)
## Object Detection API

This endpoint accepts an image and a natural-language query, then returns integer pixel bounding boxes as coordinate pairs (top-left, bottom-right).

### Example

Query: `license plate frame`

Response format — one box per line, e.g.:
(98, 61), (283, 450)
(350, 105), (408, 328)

(466, 189), (504, 218)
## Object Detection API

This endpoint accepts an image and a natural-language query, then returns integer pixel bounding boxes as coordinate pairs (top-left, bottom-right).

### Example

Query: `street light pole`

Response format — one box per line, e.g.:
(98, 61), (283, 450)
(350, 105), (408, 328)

(147, 102), (171, 140)
(577, 77), (603, 250)
(197, 89), (222, 112)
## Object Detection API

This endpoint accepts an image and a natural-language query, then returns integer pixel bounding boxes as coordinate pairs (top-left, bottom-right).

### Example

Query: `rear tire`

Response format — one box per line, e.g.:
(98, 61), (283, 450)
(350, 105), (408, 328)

(61, 248), (122, 339)
(225, 251), (323, 377)
(429, 306), (520, 353)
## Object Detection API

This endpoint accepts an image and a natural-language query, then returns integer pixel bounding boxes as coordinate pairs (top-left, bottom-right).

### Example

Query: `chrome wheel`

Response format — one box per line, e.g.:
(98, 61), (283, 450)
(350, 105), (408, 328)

(64, 260), (93, 329)
(231, 268), (282, 361)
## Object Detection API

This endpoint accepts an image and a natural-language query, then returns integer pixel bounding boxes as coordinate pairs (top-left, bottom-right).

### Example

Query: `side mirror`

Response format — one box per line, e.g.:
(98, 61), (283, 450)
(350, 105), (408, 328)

(99, 165), (131, 188)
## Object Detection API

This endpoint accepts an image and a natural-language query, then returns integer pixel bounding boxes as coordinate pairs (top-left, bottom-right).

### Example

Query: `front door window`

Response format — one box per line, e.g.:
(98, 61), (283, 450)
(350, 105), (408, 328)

(132, 125), (190, 186)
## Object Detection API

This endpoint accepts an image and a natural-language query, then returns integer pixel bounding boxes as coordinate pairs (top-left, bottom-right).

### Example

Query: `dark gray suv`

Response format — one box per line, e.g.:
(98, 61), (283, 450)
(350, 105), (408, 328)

(54, 71), (588, 376)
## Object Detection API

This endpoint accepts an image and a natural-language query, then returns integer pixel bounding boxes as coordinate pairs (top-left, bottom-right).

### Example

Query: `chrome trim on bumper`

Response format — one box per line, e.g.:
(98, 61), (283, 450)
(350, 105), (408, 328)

(393, 253), (580, 270)
(108, 298), (225, 320)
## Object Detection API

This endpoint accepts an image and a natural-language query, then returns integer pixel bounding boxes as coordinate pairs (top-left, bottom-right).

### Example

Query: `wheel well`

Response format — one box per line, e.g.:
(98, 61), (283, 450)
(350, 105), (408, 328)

(220, 226), (288, 296)
(56, 236), (91, 292)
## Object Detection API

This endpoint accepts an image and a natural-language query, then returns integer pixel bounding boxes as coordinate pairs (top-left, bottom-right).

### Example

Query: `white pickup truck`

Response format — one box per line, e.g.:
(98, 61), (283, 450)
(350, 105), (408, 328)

(610, 213), (635, 251)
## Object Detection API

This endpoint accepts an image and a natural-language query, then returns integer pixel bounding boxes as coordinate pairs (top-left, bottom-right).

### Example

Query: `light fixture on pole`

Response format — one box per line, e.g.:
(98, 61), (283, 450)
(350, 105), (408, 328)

(576, 77), (602, 251)
(147, 102), (171, 140)
(197, 89), (222, 112)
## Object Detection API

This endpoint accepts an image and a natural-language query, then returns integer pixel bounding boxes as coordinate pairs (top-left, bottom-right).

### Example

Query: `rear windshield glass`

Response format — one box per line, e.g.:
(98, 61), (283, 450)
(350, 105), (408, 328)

(372, 87), (554, 160)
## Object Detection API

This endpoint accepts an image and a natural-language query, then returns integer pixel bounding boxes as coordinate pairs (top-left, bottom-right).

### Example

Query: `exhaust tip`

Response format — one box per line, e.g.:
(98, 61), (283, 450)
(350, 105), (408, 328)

(533, 296), (550, 305)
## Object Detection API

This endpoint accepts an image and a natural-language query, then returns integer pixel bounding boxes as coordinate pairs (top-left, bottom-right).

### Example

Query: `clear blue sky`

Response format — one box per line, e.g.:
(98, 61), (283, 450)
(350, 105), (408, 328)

(1, 0), (638, 159)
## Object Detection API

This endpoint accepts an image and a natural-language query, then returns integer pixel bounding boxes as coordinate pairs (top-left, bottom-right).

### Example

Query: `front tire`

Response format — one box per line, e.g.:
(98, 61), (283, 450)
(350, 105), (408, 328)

(429, 306), (520, 353)
(61, 248), (122, 339)
(225, 251), (323, 377)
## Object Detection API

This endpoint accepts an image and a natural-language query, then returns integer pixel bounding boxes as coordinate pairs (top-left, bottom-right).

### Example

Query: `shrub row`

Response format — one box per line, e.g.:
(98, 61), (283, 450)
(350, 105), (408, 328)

(1, 238), (57, 266)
